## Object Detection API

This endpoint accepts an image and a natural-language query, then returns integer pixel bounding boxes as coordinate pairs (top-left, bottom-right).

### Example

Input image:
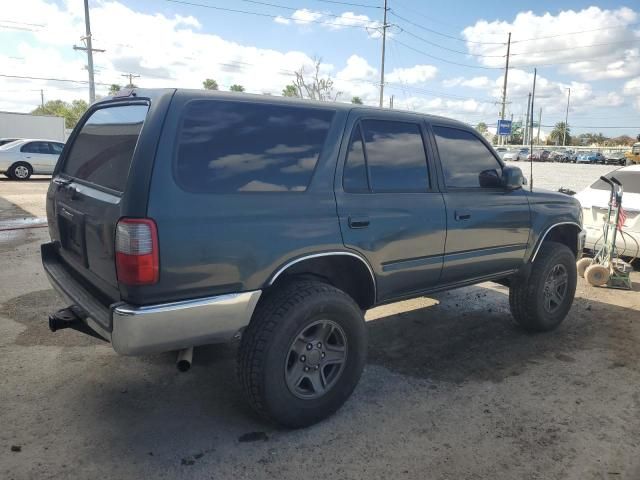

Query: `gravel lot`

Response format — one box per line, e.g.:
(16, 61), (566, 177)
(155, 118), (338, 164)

(1, 164), (639, 480)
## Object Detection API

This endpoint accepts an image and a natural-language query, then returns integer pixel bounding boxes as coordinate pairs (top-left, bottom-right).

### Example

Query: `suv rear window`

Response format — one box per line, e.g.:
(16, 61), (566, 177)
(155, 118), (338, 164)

(62, 104), (148, 192)
(175, 100), (335, 193)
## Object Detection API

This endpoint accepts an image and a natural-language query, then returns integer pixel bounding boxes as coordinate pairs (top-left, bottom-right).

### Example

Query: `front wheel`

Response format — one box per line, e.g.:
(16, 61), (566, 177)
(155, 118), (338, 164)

(237, 280), (367, 428)
(9, 162), (32, 180)
(509, 242), (577, 332)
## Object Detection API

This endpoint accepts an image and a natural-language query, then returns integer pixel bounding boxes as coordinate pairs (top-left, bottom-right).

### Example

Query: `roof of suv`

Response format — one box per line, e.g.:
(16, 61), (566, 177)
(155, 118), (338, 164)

(100, 88), (471, 130)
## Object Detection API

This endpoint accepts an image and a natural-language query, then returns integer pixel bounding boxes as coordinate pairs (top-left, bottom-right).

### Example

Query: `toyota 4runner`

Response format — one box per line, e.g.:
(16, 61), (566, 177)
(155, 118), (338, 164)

(42, 89), (585, 427)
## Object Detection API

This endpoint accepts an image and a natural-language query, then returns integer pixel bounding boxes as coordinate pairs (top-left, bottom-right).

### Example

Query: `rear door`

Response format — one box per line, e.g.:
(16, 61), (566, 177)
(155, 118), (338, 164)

(430, 124), (531, 284)
(335, 112), (446, 302)
(20, 141), (50, 172)
(47, 102), (149, 307)
(45, 142), (65, 174)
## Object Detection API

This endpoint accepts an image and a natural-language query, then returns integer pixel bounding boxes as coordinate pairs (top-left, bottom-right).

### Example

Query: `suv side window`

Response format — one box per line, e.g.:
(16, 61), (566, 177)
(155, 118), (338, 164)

(21, 141), (50, 154)
(433, 126), (502, 188)
(361, 120), (429, 192)
(343, 125), (369, 192)
(176, 100), (335, 193)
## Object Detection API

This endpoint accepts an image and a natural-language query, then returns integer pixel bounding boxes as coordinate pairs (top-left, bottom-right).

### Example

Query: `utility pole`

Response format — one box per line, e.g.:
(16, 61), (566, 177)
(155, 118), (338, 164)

(499, 32), (512, 145)
(73, 0), (104, 103)
(389, 95), (394, 109)
(529, 68), (537, 192)
(536, 108), (542, 145)
(523, 93), (531, 146)
(121, 73), (140, 88)
(378, 0), (389, 108)
(563, 87), (571, 146)
(40, 89), (44, 109)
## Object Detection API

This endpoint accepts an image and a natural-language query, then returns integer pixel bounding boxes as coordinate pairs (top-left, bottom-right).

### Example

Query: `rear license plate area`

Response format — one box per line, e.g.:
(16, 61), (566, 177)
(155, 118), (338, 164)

(57, 204), (87, 266)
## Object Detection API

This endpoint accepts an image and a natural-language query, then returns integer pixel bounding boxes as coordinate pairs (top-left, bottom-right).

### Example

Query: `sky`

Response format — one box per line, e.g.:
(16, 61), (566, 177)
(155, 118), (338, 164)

(0, 0), (639, 137)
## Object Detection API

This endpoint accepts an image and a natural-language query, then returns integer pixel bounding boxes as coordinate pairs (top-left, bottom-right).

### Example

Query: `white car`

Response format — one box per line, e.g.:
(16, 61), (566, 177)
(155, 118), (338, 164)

(0, 139), (65, 180)
(574, 165), (640, 258)
(503, 148), (529, 161)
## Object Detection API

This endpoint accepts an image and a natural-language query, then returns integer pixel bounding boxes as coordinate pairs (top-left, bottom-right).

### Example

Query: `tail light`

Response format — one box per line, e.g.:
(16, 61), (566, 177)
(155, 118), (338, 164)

(115, 218), (159, 285)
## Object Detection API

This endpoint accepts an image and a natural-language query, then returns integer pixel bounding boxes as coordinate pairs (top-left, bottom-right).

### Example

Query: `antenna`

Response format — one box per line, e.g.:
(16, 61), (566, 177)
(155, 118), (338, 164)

(529, 68), (537, 192)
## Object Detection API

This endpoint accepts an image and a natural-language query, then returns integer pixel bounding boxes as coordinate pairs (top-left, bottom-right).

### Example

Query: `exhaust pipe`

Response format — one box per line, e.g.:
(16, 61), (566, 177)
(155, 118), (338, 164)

(176, 347), (194, 372)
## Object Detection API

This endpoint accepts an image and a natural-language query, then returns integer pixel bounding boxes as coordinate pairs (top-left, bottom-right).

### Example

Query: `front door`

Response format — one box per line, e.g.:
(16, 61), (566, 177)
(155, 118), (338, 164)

(430, 124), (531, 284)
(335, 113), (447, 303)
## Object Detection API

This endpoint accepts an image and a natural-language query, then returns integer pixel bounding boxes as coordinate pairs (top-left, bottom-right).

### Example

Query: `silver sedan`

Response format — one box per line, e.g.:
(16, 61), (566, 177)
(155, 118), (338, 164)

(0, 139), (65, 180)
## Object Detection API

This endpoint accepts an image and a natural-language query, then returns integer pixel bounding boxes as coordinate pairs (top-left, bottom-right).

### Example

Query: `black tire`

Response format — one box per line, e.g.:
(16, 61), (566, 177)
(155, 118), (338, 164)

(509, 241), (577, 332)
(8, 162), (32, 180)
(237, 279), (367, 428)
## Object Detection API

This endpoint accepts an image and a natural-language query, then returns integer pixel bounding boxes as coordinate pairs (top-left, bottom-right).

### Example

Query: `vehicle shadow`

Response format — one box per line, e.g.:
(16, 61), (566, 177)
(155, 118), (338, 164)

(46, 281), (637, 471)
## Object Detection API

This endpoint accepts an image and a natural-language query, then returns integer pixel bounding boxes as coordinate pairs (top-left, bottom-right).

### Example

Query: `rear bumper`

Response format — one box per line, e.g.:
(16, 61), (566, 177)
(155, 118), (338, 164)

(41, 242), (262, 355)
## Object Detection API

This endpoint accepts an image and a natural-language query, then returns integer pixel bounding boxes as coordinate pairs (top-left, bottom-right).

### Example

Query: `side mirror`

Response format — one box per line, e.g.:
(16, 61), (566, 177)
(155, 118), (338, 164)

(502, 165), (524, 190)
(479, 169), (502, 188)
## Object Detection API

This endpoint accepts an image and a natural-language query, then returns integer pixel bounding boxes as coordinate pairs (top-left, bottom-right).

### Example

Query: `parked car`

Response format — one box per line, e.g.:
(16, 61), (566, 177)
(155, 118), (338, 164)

(0, 138), (65, 179)
(574, 165), (640, 257)
(494, 147), (509, 159)
(550, 149), (570, 162)
(0, 138), (19, 147)
(503, 148), (529, 161)
(576, 152), (605, 164)
(42, 89), (584, 428)
(528, 150), (550, 161)
(604, 151), (627, 166)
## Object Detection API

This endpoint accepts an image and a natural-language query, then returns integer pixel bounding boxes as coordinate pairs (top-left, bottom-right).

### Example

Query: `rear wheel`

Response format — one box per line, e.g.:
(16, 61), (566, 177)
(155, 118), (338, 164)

(237, 280), (367, 428)
(509, 242), (577, 332)
(9, 162), (32, 180)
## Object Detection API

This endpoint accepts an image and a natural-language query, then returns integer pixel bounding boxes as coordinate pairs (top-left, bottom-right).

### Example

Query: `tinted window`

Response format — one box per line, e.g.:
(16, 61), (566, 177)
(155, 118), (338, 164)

(62, 104), (148, 192)
(433, 126), (502, 188)
(343, 125), (368, 192)
(176, 100), (335, 193)
(21, 141), (50, 154)
(591, 171), (640, 194)
(361, 120), (428, 192)
(50, 142), (64, 154)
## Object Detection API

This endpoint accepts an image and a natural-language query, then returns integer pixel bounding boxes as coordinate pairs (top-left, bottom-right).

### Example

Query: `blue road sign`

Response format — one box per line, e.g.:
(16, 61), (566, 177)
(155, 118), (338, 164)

(497, 119), (512, 136)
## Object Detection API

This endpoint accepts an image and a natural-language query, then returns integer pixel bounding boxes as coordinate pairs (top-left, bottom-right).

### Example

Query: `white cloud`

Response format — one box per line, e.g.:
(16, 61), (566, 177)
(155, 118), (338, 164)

(387, 65), (438, 84)
(462, 6), (640, 80)
(623, 78), (640, 109)
(274, 16), (291, 25)
(443, 76), (490, 88)
(291, 9), (324, 25)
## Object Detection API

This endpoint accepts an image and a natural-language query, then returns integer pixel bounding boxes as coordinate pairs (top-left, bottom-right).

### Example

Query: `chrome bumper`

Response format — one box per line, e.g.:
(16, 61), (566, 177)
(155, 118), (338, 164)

(41, 242), (261, 355)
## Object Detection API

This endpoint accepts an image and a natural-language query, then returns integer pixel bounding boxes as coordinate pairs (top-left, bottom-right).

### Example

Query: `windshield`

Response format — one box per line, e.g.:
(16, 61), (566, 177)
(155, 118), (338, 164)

(0, 140), (21, 150)
(591, 171), (640, 194)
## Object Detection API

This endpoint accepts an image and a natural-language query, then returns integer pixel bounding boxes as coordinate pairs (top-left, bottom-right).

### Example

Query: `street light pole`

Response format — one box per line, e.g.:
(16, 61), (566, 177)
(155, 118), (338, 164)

(563, 87), (571, 146)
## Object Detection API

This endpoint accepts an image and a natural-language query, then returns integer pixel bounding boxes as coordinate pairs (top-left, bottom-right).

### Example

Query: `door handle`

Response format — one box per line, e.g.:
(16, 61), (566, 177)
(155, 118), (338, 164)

(454, 210), (471, 221)
(348, 215), (370, 229)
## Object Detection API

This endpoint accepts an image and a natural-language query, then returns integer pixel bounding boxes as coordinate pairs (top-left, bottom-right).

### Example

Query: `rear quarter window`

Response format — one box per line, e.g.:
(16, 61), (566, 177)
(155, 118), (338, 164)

(175, 100), (335, 193)
(62, 104), (148, 192)
(591, 171), (640, 194)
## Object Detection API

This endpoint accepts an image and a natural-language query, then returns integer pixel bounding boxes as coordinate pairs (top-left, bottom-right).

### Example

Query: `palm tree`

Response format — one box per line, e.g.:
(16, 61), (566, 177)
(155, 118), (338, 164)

(549, 122), (570, 145)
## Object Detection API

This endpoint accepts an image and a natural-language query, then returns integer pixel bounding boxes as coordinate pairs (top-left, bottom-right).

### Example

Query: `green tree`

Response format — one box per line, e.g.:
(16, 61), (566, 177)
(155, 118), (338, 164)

(108, 84), (121, 95)
(510, 121), (523, 144)
(351, 96), (363, 105)
(202, 78), (219, 90)
(475, 122), (488, 135)
(229, 84), (245, 92)
(549, 122), (571, 145)
(31, 99), (88, 128)
(282, 84), (300, 98)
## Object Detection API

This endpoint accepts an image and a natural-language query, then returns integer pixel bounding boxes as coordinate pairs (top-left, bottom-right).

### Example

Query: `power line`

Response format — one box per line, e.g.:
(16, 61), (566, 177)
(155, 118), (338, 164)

(0, 73), (113, 86)
(219, 0), (376, 24)
(397, 27), (506, 58)
(512, 22), (640, 43)
(388, 10), (506, 45)
(312, 0), (381, 8)
(510, 38), (639, 56)
(163, 0), (375, 29)
(390, 38), (504, 70)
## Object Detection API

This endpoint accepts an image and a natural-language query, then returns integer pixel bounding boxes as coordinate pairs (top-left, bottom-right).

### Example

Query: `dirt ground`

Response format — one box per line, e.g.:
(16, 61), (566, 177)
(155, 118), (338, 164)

(1, 177), (639, 480)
